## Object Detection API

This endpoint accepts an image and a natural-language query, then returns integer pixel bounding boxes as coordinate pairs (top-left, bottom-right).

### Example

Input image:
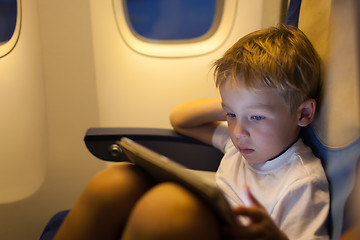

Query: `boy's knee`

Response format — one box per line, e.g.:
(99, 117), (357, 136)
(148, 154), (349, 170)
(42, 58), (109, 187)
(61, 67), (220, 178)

(55, 163), (155, 240)
(122, 182), (221, 240)
(82, 162), (155, 208)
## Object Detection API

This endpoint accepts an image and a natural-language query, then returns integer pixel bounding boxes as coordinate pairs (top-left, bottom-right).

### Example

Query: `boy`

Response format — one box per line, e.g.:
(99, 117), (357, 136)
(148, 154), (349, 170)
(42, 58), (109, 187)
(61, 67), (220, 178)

(54, 25), (328, 240)
(170, 25), (329, 239)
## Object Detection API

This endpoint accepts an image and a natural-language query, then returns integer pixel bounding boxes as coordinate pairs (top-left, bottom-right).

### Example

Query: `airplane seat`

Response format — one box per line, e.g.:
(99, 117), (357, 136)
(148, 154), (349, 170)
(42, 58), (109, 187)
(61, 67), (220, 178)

(292, 0), (360, 238)
(39, 210), (70, 240)
(40, 0), (360, 239)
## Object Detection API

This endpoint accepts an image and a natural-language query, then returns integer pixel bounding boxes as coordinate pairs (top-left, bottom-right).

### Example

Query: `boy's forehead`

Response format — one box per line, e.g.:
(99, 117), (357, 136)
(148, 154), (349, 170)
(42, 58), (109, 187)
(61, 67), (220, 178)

(219, 79), (288, 110)
(220, 74), (267, 89)
(220, 76), (275, 95)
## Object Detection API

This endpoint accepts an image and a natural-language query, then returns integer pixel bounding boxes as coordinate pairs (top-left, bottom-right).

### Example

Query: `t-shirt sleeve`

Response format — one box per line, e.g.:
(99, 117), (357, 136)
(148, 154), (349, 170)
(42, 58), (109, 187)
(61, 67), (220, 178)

(212, 122), (230, 153)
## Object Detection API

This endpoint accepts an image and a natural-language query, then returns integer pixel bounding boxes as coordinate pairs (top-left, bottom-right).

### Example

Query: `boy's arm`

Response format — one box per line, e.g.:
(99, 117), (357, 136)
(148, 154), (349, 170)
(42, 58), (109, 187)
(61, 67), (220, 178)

(170, 98), (226, 145)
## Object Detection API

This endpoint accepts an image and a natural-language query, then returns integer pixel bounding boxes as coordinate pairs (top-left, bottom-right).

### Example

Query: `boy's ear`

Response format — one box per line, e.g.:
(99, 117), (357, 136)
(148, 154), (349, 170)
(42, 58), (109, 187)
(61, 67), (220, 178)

(297, 99), (316, 127)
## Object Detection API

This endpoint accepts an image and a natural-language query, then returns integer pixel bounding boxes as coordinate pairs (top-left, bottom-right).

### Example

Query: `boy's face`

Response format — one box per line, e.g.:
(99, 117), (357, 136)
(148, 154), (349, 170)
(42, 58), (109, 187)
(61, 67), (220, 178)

(219, 79), (301, 165)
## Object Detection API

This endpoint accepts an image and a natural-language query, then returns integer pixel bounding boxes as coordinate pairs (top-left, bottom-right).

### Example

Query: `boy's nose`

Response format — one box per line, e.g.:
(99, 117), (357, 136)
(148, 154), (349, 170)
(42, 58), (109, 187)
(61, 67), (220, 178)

(233, 121), (249, 139)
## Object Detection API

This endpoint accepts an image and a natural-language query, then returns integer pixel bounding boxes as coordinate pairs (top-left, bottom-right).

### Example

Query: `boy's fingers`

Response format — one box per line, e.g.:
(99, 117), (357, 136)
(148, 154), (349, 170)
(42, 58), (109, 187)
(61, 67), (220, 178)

(223, 222), (267, 239)
(233, 206), (266, 222)
(240, 185), (262, 207)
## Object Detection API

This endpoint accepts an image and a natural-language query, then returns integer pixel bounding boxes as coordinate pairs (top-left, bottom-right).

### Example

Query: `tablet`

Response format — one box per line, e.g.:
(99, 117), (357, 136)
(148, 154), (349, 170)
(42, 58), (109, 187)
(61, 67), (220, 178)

(118, 137), (236, 226)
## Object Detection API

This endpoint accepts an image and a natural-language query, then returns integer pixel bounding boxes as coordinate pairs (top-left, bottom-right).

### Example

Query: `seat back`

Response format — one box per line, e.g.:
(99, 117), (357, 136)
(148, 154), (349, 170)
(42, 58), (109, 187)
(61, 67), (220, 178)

(287, 0), (360, 238)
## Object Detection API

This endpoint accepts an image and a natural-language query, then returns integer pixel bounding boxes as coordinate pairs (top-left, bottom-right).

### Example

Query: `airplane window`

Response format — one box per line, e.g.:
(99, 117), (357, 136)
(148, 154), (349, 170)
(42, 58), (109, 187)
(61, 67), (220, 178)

(114, 0), (236, 57)
(0, 0), (17, 43)
(0, 0), (20, 57)
(125, 0), (216, 40)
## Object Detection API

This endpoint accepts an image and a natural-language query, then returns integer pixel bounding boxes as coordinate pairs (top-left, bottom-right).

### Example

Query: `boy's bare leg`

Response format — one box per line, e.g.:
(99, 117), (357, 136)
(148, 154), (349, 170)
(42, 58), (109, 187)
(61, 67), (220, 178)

(54, 162), (155, 240)
(122, 182), (221, 240)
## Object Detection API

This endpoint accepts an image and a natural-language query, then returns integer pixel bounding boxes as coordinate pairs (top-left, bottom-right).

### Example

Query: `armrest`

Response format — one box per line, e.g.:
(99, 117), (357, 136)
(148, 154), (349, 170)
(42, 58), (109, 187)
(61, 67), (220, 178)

(84, 128), (223, 171)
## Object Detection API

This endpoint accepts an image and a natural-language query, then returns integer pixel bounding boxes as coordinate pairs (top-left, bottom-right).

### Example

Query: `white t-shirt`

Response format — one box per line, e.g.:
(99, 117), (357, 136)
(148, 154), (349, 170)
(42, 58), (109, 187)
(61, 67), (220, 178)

(213, 124), (330, 240)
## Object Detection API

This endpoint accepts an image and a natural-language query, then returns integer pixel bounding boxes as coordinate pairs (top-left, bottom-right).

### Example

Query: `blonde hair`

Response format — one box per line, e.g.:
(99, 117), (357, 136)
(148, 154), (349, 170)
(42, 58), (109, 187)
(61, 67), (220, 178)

(213, 25), (322, 112)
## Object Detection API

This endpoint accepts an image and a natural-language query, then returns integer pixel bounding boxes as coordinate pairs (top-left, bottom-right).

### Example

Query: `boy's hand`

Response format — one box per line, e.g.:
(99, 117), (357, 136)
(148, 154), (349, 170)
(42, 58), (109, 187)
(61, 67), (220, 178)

(223, 186), (289, 240)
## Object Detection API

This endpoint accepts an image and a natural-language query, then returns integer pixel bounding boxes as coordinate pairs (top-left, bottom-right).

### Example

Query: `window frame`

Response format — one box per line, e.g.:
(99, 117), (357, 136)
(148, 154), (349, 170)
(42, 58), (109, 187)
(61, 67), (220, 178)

(113, 0), (237, 58)
(0, 0), (21, 58)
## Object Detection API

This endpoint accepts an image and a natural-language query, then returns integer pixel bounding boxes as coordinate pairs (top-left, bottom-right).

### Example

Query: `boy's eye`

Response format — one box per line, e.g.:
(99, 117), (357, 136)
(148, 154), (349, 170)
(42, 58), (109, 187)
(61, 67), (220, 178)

(226, 113), (236, 118)
(250, 115), (265, 121)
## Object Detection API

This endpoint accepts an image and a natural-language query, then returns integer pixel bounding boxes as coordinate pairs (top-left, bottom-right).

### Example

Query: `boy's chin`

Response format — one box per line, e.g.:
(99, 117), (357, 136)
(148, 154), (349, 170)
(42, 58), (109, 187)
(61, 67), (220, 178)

(243, 156), (268, 166)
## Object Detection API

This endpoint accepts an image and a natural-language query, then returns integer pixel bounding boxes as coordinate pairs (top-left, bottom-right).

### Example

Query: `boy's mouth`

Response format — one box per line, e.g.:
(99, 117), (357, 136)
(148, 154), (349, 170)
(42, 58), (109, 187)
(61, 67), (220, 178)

(238, 147), (254, 155)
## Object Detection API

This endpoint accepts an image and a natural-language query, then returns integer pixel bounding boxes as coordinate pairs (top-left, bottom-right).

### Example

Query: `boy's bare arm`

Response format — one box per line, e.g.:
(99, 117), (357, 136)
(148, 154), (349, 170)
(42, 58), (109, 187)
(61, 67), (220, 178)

(170, 98), (226, 145)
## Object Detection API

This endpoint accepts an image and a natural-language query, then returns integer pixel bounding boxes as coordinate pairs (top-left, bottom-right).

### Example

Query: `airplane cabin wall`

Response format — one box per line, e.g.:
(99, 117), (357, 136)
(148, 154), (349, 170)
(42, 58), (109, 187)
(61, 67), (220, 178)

(0, 0), (105, 239)
(0, 0), (282, 239)
(0, 0), (47, 204)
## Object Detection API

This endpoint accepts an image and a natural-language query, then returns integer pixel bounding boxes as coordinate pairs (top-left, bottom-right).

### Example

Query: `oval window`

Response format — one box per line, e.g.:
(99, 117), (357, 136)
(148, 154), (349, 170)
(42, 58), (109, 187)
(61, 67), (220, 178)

(113, 0), (237, 57)
(126, 0), (216, 40)
(0, 0), (21, 57)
